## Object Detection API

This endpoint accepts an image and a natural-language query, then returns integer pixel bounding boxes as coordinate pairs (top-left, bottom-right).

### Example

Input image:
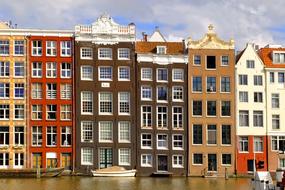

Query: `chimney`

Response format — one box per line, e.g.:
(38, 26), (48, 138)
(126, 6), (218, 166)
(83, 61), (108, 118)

(142, 32), (148, 42)
(182, 39), (186, 54)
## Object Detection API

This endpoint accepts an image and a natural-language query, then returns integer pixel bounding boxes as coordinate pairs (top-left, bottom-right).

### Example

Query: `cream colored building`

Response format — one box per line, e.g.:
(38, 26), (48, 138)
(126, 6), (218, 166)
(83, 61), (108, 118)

(235, 43), (267, 174)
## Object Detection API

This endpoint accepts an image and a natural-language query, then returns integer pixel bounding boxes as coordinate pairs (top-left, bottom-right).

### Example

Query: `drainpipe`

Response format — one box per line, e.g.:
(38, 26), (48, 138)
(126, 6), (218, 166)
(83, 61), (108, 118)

(72, 37), (76, 174)
(25, 35), (30, 168)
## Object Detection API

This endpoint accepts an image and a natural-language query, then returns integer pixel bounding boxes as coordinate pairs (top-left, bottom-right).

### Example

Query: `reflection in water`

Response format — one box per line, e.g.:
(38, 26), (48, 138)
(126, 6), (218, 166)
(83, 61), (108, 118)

(0, 177), (251, 190)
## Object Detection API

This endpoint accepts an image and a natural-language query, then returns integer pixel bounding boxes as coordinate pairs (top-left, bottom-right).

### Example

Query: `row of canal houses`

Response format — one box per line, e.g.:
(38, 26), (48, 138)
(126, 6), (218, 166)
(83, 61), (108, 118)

(0, 14), (284, 177)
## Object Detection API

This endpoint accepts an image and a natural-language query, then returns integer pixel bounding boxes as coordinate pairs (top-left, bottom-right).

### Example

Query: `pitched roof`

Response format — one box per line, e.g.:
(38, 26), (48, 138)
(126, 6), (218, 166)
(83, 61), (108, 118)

(135, 42), (184, 55)
(259, 47), (285, 68)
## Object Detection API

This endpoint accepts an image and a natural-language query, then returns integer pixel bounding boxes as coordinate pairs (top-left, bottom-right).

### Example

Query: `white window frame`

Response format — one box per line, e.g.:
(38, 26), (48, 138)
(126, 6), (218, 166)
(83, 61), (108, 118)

(80, 47), (93, 60)
(98, 48), (112, 60)
(46, 62), (57, 78)
(118, 121), (131, 143)
(118, 48), (130, 60)
(98, 66), (112, 81)
(99, 121), (113, 143)
(81, 148), (93, 165)
(60, 84), (71, 100)
(61, 62), (71, 78)
(60, 41), (71, 57)
(32, 62), (42, 78)
(118, 148), (131, 166)
(14, 40), (24, 56)
(46, 41), (57, 56)
(118, 92), (130, 115)
(141, 86), (152, 101)
(172, 69), (184, 82)
(172, 134), (183, 150)
(81, 121), (93, 143)
(81, 65), (93, 81)
(118, 66), (130, 81)
(99, 92), (112, 115)
(141, 133), (152, 149)
(81, 91), (93, 115)
(32, 40), (42, 56)
(141, 68), (152, 81)
(141, 154), (152, 167)
(172, 155), (183, 168)
(172, 86), (183, 102)
(157, 134), (168, 150)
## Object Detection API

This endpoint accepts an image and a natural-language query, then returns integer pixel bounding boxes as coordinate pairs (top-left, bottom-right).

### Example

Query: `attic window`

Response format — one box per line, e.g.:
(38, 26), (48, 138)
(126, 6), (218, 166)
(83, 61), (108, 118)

(273, 52), (285, 64)
(157, 46), (166, 54)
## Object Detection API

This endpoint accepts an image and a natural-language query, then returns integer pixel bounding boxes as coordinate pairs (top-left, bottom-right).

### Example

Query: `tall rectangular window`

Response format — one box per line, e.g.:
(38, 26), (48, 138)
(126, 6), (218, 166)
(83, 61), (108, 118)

(61, 63), (71, 78)
(270, 72), (275, 83)
(207, 101), (216, 116)
(61, 126), (71, 146)
(118, 48), (130, 60)
(0, 40), (9, 55)
(14, 105), (24, 120)
(194, 55), (201, 65)
(192, 76), (202, 92)
(46, 83), (57, 99)
(141, 68), (152, 80)
(254, 137), (263, 152)
(193, 100), (202, 116)
(157, 106), (167, 129)
(32, 40), (42, 56)
(98, 48), (112, 59)
(239, 91), (248, 102)
(14, 62), (24, 77)
(272, 94), (280, 108)
(239, 136), (248, 152)
(141, 86), (152, 100)
(119, 121), (130, 143)
(239, 110), (249, 127)
(239, 75), (248, 85)
(32, 62), (42, 77)
(173, 135), (183, 150)
(81, 121), (93, 143)
(81, 148), (93, 165)
(14, 40), (24, 55)
(193, 125), (202, 145)
(221, 101), (231, 116)
(46, 126), (57, 146)
(119, 148), (131, 166)
(141, 106), (152, 128)
(0, 153), (9, 168)
(157, 86), (167, 101)
(99, 121), (113, 142)
(221, 55), (229, 66)
(14, 126), (24, 145)
(254, 75), (263, 86)
(222, 125), (231, 145)
(46, 41), (57, 56)
(0, 126), (9, 145)
(0, 62), (9, 77)
(207, 77), (216, 92)
(253, 111), (263, 127)
(60, 41), (71, 56)
(246, 60), (255, 68)
(221, 76), (230, 92)
(254, 92), (263, 103)
(46, 105), (57, 120)
(32, 126), (42, 146)
(278, 72), (285, 83)
(173, 106), (183, 129)
(60, 105), (71, 120)
(14, 153), (24, 168)
(207, 125), (217, 145)
(81, 66), (93, 81)
(206, 56), (216, 69)
(81, 91), (93, 114)
(60, 84), (71, 99)
(46, 62), (57, 78)
(157, 68), (168, 82)
(32, 105), (42, 120)
(0, 105), (9, 120)
(99, 92), (112, 114)
(0, 83), (9, 98)
(32, 83), (42, 99)
(119, 92), (130, 115)
(172, 86), (183, 101)
(14, 83), (24, 98)
(272, 115), (280, 129)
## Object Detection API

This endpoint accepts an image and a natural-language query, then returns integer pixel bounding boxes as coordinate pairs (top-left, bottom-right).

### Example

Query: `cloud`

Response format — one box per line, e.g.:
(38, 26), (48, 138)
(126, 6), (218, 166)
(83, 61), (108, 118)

(1, 0), (285, 49)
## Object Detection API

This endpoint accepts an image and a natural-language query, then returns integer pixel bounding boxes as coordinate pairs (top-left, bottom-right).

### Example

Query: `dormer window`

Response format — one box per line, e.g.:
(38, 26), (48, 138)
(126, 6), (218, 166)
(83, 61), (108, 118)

(273, 52), (285, 64)
(157, 46), (166, 54)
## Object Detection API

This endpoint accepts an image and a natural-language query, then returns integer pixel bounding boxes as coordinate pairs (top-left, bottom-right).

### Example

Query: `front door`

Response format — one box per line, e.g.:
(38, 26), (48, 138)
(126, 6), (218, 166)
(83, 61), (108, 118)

(32, 153), (42, 168)
(99, 148), (112, 169)
(208, 154), (217, 171)
(61, 153), (71, 170)
(247, 159), (254, 172)
(157, 155), (168, 172)
(47, 158), (57, 168)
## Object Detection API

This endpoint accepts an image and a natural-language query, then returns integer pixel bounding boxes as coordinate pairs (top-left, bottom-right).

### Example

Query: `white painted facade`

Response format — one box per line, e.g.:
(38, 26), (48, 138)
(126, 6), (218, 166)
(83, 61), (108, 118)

(236, 43), (267, 136)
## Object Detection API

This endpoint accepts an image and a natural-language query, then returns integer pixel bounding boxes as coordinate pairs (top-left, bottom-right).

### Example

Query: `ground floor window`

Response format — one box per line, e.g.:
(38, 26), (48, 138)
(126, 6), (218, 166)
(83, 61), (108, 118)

(172, 155), (183, 168)
(280, 158), (285, 168)
(0, 152), (9, 168)
(141, 154), (152, 167)
(46, 153), (57, 168)
(222, 154), (231, 165)
(61, 153), (71, 170)
(14, 153), (24, 168)
(119, 148), (131, 166)
(193, 153), (203, 165)
(81, 148), (93, 165)
(32, 153), (42, 168)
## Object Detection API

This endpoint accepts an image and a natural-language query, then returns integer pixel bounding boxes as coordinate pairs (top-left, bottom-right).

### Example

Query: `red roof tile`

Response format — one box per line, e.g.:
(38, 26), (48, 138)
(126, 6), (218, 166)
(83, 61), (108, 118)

(259, 47), (285, 68)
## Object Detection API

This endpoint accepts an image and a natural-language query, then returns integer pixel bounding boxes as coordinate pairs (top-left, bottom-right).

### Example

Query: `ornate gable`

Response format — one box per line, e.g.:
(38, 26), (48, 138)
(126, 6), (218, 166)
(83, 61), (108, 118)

(75, 13), (136, 44)
(188, 24), (234, 49)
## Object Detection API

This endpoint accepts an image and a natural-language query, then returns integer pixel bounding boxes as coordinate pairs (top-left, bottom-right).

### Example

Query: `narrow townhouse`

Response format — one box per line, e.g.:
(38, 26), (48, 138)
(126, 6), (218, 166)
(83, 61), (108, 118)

(135, 29), (188, 176)
(74, 14), (137, 173)
(236, 43), (267, 174)
(28, 29), (74, 170)
(187, 25), (236, 176)
(259, 45), (285, 172)
(0, 22), (27, 169)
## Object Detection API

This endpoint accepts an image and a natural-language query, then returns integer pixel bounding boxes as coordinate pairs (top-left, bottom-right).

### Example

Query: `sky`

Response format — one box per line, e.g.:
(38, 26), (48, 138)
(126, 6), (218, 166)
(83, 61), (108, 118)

(1, 0), (285, 50)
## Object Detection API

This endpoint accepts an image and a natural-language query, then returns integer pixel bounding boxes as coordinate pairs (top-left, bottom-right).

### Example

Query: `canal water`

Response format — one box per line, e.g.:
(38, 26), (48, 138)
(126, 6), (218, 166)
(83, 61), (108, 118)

(0, 177), (252, 190)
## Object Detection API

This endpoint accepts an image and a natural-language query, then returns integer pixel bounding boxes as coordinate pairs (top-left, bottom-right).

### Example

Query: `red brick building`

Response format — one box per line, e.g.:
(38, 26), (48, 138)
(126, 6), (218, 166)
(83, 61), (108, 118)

(27, 31), (74, 170)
